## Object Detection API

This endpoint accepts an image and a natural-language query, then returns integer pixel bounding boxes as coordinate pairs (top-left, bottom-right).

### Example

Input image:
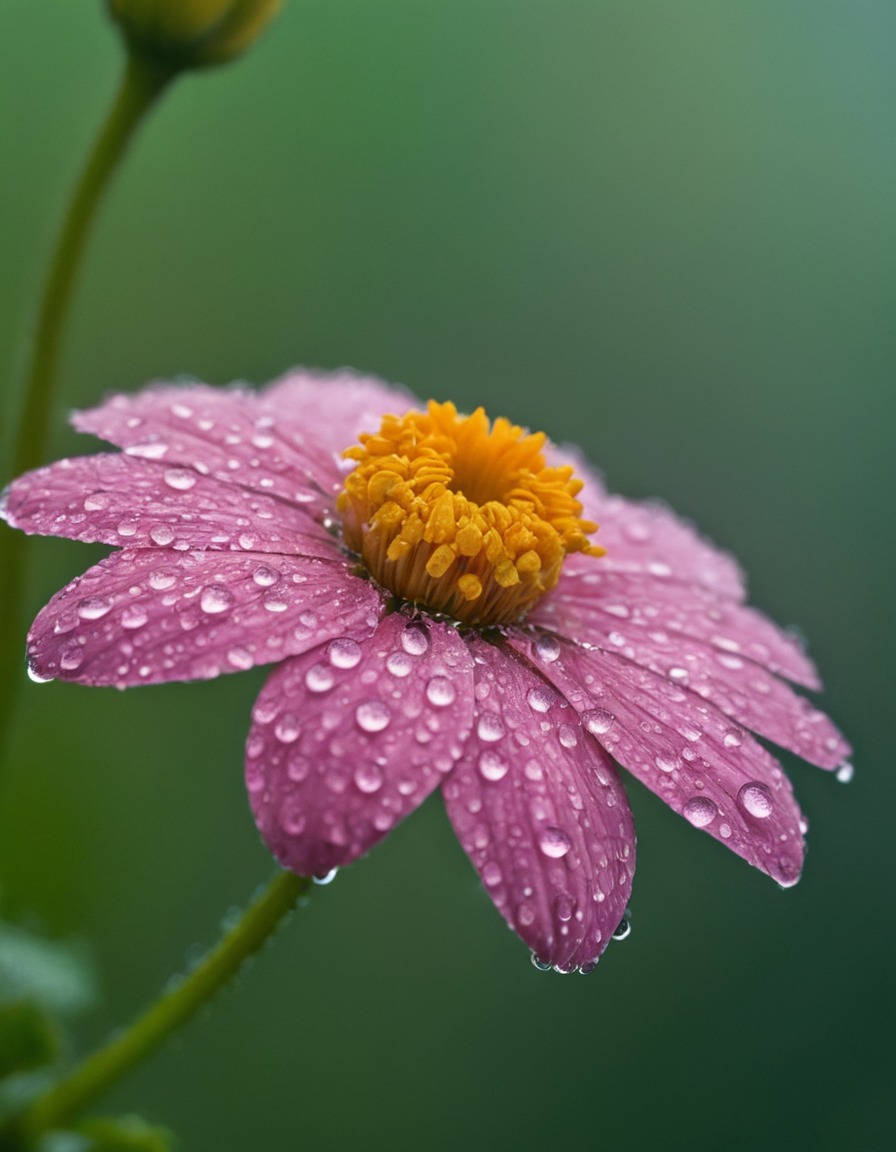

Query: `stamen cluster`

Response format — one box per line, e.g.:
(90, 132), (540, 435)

(338, 401), (602, 624)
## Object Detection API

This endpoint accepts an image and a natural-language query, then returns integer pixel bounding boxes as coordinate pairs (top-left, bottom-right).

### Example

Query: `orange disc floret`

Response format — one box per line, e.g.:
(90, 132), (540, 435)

(337, 401), (603, 625)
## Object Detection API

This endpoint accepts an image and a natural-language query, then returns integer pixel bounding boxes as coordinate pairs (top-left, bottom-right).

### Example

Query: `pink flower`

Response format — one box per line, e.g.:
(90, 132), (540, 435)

(1, 370), (850, 972)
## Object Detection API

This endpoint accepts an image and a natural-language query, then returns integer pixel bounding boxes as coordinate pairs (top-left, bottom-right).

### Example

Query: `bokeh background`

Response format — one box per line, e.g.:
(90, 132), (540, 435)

(1, 2), (894, 1149)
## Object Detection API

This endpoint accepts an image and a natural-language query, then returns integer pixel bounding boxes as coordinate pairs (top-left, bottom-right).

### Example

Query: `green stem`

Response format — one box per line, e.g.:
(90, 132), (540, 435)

(2, 871), (309, 1147)
(0, 53), (172, 755)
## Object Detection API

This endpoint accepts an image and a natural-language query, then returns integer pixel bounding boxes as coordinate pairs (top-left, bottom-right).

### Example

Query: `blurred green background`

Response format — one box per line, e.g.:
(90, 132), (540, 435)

(1, 1), (894, 1148)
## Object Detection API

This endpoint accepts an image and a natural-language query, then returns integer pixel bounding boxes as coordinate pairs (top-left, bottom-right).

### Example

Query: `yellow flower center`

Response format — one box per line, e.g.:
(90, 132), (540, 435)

(337, 401), (603, 625)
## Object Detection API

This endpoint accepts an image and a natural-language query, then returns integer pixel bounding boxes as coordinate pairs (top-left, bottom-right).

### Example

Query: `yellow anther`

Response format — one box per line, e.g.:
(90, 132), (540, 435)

(337, 400), (603, 625)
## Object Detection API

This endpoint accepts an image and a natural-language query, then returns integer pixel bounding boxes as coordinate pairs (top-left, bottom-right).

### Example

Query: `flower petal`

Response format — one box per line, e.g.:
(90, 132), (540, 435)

(442, 635), (635, 972)
(72, 382), (342, 510)
(261, 369), (414, 457)
(26, 550), (382, 687)
(2, 454), (335, 558)
(516, 634), (807, 888)
(246, 613), (475, 875)
(550, 444), (746, 600)
(535, 566), (820, 688)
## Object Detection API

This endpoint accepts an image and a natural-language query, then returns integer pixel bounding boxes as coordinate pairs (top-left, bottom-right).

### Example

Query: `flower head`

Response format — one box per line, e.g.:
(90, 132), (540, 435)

(1, 371), (850, 972)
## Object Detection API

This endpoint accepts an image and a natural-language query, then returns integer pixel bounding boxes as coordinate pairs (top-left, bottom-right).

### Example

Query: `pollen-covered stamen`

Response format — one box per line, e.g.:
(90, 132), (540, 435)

(337, 401), (603, 625)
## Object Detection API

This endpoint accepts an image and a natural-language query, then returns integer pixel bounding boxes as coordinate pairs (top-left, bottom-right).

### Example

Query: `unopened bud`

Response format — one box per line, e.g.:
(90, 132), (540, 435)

(107, 0), (282, 72)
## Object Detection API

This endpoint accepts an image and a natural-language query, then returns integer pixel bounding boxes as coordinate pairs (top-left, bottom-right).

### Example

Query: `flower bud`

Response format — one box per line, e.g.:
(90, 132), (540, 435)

(107, 0), (281, 71)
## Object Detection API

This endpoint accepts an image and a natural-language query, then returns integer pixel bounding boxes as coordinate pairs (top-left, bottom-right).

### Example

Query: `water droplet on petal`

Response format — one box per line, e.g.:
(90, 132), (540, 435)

(27, 661), (54, 684)
(83, 492), (110, 511)
(557, 723), (578, 748)
(583, 708), (615, 736)
(355, 700), (391, 733)
(531, 953), (553, 971)
(400, 625), (429, 656)
(477, 713), (506, 743)
(125, 440), (168, 460)
(482, 861), (502, 887)
(252, 564), (279, 587)
(533, 632), (561, 663)
(425, 676), (456, 707)
(836, 760), (854, 784)
(77, 595), (112, 620)
(327, 638), (362, 669)
(274, 714), (301, 743)
(227, 645), (254, 670)
(149, 568), (177, 591)
(683, 796), (717, 827)
(613, 911), (632, 940)
(723, 728), (743, 748)
(478, 750), (509, 781)
(200, 585), (234, 614)
(163, 468), (198, 491)
(353, 763), (384, 793)
(305, 664), (335, 693)
(149, 524), (175, 547)
(313, 869), (338, 885)
(526, 685), (554, 713)
(538, 826), (572, 859)
(121, 604), (148, 629)
(386, 650), (413, 677)
(59, 643), (85, 671)
(737, 781), (774, 819)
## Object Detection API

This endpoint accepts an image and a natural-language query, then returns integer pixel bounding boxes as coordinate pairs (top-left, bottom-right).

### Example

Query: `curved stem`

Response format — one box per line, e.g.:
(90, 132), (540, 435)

(2, 871), (309, 1147)
(0, 54), (172, 754)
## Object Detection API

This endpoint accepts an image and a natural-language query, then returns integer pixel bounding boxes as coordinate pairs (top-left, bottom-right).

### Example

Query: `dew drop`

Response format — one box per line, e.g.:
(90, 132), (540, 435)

(77, 596), (112, 620)
(274, 714), (301, 743)
(386, 650), (413, 677)
(533, 632), (561, 663)
(116, 519), (138, 538)
(125, 440), (168, 460)
(200, 584), (234, 614)
(582, 708), (615, 736)
(517, 903), (536, 927)
(149, 524), (175, 547)
(313, 869), (338, 885)
(252, 564), (279, 587)
(683, 796), (717, 827)
(723, 728), (744, 748)
(737, 781), (774, 819)
(482, 861), (502, 887)
(477, 750), (509, 782)
(263, 589), (290, 613)
(538, 826), (572, 859)
(426, 676), (456, 707)
(477, 713), (506, 743)
(612, 912), (632, 941)
(227, 645), (254, 670)
(353, 763), (384, 793)
(304, 664), (335, 693)
(149, 569), (177, 591)
(356, 700), (391, 733)
(327, 637), (362, 669)
(121, 604), (148, 630)
(59, 643), (85, 671)
(526, 685), (554, 713)
(836, 760), (854, 784)
(557, 723), (578, 749)
(400, 625), (429, 656)
(531, 953), (553, 972)
(83, 492), (110, 511)
(654, 752), (681, 773)
(27, 661), (54, 684)
(163, 468), (198, 491)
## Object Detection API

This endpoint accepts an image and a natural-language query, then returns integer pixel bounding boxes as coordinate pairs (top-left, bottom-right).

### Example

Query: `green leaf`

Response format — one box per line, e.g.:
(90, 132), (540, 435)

(0, 1001), (63, 1080)
(74, 1115), (175, 1152)
(0, 922), (97, 1019)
